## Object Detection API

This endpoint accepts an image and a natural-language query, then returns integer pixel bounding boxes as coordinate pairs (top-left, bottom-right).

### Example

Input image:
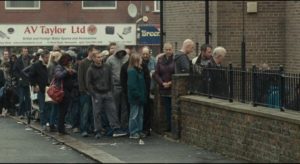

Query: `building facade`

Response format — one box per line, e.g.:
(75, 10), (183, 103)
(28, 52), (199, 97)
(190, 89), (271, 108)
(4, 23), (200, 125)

(163, 1), (300, 72)
(0, 1), (160, 55)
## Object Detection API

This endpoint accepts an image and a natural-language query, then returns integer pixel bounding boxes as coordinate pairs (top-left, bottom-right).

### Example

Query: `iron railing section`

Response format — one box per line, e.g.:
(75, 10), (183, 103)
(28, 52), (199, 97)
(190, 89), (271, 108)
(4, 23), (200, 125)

(189, 64), (300, 112)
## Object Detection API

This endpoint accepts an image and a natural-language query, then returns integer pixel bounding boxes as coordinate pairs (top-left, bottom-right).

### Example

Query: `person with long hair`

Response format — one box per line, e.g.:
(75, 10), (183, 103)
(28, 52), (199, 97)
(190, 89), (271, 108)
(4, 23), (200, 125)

(127, 53), (147, 139)
(54, 52), (76, 135)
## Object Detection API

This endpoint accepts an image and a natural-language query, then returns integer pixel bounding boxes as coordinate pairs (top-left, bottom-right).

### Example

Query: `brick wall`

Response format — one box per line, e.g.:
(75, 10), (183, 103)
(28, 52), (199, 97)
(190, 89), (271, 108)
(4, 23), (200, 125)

(217, 1), (286, 68)
(285, 1), (300, 73)
(163, 1), (205, 57)
(179, 95), (300, 162)
(164, 1), (288, 69)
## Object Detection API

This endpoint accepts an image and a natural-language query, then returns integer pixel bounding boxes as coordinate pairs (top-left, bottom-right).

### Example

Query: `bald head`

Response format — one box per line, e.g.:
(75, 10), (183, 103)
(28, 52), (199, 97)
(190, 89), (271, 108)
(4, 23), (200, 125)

(181, 39), (195, 54)
(142, 46), (151, 61)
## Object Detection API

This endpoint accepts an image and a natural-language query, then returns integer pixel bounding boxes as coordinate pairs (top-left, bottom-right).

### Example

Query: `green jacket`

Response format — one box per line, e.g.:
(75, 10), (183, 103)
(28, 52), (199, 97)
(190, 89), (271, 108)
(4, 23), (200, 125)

(127, 67), (146, 105)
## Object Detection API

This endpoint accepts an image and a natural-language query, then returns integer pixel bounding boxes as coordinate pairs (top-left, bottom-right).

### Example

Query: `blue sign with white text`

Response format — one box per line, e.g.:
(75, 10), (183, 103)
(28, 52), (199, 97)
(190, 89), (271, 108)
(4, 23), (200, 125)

(138, 24), (160, 45)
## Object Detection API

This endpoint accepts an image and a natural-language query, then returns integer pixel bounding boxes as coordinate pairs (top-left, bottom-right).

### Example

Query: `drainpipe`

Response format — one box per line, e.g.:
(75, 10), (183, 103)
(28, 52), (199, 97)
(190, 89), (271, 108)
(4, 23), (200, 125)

(160, 0), (164, 52)
(205, 0), (209, 44)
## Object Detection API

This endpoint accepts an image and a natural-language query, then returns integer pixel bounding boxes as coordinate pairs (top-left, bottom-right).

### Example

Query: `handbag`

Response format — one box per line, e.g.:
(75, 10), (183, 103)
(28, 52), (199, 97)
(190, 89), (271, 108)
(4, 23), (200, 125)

(47, 79), (64, 103)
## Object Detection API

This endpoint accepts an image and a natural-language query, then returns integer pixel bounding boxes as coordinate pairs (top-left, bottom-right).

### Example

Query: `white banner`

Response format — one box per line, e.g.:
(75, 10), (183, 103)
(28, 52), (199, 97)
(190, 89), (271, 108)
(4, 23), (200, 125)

(0, 24), (136, 46)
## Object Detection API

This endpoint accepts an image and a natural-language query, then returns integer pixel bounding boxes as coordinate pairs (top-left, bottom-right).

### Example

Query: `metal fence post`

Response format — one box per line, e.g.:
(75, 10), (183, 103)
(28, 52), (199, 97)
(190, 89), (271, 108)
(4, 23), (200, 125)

(196, 42), (199, 57)
(252, 64), (257, 107)
(228, 63), (233, 102)
(207, 63), (212, 99)
(279, 65), (285, 112)
(175, 42), (178, 51)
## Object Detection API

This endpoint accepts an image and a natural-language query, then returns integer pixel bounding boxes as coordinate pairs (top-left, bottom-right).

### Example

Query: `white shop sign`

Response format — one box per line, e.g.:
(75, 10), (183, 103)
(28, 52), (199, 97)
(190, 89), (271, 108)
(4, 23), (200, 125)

(0, 24), (136, 46)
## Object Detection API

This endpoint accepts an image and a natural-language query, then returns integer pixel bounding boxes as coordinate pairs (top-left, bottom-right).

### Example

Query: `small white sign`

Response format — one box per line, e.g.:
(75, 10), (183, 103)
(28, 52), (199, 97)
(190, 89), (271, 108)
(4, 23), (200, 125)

(0, 24), (136, 46)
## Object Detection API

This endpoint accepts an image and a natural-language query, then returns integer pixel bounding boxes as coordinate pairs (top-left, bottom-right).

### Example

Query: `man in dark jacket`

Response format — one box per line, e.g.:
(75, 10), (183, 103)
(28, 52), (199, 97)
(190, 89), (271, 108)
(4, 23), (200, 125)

(24, 50), (50, 130)
(174, 39), (195, 74)
(86, 51), (127, 139)
(78, 45), (97, 137)
(13, 47), (32, 119)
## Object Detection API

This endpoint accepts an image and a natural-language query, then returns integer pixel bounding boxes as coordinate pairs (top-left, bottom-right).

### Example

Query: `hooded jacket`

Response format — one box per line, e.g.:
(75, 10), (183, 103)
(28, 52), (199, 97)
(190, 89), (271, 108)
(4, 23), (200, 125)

(174, 50), (191, 74)
(86, 62), (112, 94)
(105, 43), (129, 86)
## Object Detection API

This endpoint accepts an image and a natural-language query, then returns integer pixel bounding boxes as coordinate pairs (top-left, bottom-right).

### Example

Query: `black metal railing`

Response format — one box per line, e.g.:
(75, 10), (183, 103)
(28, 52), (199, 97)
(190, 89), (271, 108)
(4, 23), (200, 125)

(189, 64), (300, 112)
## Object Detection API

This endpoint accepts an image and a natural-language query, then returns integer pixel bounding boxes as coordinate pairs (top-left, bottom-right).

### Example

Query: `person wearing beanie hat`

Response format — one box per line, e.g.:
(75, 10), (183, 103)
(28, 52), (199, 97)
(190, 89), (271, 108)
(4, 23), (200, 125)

(105, 42), (129, 131)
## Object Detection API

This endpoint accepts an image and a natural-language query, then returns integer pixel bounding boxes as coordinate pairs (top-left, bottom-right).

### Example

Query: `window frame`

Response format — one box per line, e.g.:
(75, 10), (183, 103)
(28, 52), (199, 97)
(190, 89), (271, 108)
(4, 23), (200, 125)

(154, 0), (160, 12)
(5, 1), (40, 10)
(81, 1), (117, 10)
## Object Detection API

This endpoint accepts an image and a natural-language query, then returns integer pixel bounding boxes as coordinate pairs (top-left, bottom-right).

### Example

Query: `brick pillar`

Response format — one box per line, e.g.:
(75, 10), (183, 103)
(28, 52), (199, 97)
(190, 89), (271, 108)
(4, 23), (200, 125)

(171, 74), (189, 139)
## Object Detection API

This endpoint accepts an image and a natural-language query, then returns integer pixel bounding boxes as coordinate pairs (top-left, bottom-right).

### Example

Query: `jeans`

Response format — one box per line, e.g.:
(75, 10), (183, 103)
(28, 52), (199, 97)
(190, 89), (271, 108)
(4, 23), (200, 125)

(112, 86), (129, 130)
(49, 103), (58, 127)
(162, 96), (172, 131)
(91, 92), (120, 132)
(38, 91), (49, 126)
(18, 86), (31, 116)
(80, 94), (94, 133)
(129, 104), (143, 135)
(143, 97), (152, 132)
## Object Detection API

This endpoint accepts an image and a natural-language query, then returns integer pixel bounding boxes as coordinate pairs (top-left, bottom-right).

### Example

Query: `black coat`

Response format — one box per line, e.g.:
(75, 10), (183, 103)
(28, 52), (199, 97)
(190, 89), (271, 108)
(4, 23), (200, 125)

(25, 60), (48, 93)
(13, 55), (32, 87)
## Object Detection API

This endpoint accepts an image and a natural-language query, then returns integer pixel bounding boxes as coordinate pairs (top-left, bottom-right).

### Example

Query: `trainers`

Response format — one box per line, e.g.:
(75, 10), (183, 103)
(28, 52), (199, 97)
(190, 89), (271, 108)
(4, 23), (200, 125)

(112, 129), (127, 137)
(95, 133), (102, 139)
(129, 133), (140, 139)
(72, 128), (80, 133)
(81, 131), (88, 137)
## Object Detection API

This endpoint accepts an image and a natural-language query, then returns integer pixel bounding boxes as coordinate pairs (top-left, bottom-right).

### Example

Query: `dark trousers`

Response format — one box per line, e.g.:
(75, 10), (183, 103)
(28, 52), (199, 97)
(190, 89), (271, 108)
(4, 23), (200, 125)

(18, 85), (31, 116)
(58, 91), (71, 133)
(162, 96), (172, 131)
(143, 97), (152, 132)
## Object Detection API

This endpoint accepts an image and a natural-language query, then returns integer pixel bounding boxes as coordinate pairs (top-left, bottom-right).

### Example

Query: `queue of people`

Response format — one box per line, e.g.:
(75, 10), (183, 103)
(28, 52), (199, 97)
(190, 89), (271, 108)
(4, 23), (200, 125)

(0, 40), (227, 139)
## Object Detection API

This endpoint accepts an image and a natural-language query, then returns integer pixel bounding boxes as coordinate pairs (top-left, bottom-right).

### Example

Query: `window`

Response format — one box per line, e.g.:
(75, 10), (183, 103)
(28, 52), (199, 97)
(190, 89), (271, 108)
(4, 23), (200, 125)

(154, 0), (160, 12)
(5, 1), (40, 10)
(82, 1), (117, 10)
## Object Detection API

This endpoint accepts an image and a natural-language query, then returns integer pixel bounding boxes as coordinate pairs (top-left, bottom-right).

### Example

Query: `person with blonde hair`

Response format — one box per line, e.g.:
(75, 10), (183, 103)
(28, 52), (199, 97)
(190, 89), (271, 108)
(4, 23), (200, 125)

(46, 50), (62, 132)
(127, 52), (147, 139)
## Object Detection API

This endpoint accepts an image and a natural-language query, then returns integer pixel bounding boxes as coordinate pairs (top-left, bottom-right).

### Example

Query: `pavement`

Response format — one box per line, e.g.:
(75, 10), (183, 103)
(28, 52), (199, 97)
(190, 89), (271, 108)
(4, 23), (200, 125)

(10, 115), (247, 163)
(0, 117), (96, 163)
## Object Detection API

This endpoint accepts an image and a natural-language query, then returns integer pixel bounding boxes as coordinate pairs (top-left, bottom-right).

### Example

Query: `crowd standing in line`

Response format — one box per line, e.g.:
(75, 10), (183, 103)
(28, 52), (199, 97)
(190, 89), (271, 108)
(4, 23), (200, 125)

(0, 40), (227, 140)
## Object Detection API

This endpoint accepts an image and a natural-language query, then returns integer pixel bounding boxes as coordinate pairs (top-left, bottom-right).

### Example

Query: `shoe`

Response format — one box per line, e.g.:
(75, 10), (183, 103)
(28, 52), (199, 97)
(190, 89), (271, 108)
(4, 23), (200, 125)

(58, 131), (69, 135)
(81, 131), (88, 137)
(49, 125), (57, 132)
(112, 129), (128, 137)
(129, 133), (140, 139)
(19, 115), (24, 119)
(95, 133), (102, 139)
(139, 132), (147, 138)
(72, 128), (80, 133)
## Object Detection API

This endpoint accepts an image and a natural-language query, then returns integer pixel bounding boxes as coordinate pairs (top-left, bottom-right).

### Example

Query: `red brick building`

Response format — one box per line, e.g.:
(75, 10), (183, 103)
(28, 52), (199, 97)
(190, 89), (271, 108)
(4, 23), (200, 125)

(0, 1), (161, 54)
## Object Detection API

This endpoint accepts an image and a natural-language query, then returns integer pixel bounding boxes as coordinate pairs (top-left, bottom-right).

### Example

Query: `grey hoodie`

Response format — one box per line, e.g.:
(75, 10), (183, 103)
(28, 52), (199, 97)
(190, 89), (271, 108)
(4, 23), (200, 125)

(105, 43), (129, 86)
(174, 50), (191, 74)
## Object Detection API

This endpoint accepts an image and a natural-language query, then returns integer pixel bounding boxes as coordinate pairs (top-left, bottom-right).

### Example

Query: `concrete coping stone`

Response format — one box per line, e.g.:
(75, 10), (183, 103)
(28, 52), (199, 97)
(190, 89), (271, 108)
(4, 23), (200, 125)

(180, 95), (300, 125)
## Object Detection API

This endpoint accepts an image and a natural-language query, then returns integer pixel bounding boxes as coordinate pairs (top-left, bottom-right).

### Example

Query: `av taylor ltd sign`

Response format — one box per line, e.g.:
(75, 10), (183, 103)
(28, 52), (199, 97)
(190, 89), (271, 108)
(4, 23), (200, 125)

(0, 24), (136, 46)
